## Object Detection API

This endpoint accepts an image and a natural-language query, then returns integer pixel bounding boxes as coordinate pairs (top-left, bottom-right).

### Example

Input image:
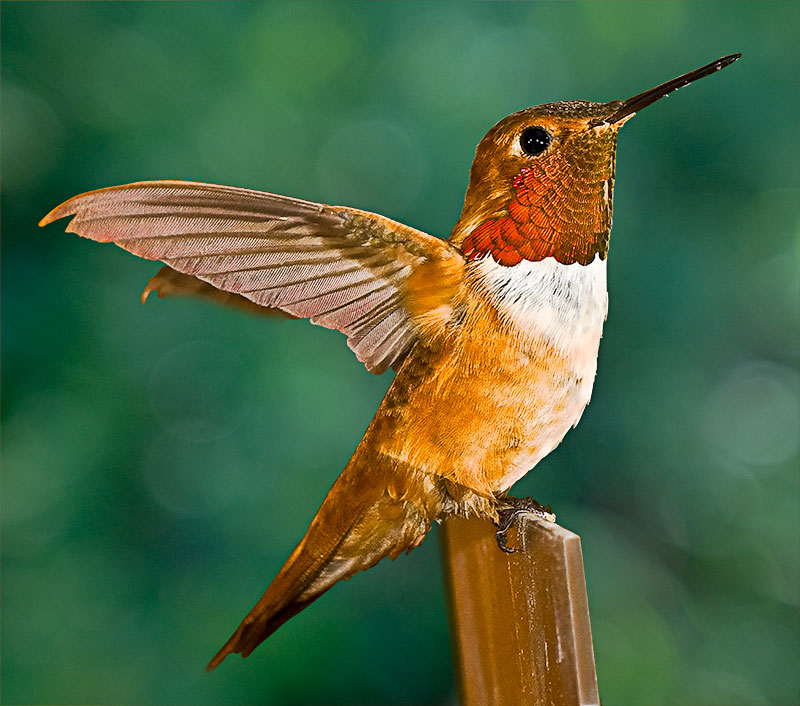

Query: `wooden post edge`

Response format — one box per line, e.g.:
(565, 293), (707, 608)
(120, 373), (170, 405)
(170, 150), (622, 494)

(441, 514), (600, 706)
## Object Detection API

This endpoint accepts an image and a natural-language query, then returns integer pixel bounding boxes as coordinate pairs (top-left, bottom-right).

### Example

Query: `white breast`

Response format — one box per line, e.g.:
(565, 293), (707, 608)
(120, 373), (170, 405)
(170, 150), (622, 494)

(473, 254), (609, 487)
(474, 254), (608, 359)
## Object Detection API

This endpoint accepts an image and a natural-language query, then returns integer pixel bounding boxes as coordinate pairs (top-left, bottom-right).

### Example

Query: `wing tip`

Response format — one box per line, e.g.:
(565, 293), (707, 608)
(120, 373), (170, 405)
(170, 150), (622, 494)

(38, 180), (209, 229)
(141, 283), (154, 305)
(39, 200), (74, 227)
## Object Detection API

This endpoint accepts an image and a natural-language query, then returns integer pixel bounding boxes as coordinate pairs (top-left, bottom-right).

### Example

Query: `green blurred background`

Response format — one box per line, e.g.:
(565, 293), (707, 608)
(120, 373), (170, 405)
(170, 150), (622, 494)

(2, 2), (798, 704)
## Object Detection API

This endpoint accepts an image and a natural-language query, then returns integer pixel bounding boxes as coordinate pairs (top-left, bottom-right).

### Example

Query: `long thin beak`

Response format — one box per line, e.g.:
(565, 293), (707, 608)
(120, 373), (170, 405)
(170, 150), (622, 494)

(599, 53), (741, 126)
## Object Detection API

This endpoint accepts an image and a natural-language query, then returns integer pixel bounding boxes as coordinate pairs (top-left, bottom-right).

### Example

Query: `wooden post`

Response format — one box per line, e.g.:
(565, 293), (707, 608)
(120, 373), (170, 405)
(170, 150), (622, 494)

(442, 515), (600, 706)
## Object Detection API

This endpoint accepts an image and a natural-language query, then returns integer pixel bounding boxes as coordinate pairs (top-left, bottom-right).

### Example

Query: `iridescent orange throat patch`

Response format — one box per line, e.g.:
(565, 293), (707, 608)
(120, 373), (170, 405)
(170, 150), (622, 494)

(461, 131), (617, 267)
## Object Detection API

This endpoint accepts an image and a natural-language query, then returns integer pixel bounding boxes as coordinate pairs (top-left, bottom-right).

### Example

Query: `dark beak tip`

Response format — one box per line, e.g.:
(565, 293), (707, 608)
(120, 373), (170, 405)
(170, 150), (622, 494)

(605, 52), (742, 125)
(715, 53), (742, 72)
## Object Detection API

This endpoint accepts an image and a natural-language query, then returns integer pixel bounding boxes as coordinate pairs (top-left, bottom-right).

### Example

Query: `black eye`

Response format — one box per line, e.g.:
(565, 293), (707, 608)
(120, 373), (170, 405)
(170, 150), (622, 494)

(519, 126), (551, 156)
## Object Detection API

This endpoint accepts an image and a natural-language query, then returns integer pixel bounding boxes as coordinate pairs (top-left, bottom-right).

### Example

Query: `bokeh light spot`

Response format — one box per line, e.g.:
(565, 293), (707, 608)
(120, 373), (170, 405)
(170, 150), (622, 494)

(315, 117), (430, 217)
(148, 340), (251, 442)
(2, 82), (62, 194)
(143, 432), (248, 517)
(703, 360), (799, 469)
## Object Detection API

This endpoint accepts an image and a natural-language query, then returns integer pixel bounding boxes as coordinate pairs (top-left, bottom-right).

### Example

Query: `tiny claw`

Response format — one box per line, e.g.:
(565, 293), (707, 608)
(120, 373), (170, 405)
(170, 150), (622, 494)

(494, 496), (556, 553)
(495, 524), (516, 554)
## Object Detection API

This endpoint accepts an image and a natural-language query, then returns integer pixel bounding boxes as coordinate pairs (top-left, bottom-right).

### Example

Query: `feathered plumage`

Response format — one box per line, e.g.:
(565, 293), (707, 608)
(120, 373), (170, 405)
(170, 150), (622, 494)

(39, 53), (739, 669)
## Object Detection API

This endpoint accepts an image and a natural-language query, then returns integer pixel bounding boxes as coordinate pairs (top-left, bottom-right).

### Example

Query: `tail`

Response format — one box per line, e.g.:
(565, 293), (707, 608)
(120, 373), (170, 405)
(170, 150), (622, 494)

(206, 460), (438, 670)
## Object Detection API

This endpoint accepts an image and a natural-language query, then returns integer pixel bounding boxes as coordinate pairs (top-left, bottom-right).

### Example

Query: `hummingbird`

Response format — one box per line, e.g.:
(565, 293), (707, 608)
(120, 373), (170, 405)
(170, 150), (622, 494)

(40, 53), (740, 670)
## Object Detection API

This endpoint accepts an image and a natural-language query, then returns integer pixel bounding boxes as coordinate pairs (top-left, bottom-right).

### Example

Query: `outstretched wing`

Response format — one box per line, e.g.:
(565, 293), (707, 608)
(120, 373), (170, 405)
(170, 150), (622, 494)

(40, 181), (463, 373)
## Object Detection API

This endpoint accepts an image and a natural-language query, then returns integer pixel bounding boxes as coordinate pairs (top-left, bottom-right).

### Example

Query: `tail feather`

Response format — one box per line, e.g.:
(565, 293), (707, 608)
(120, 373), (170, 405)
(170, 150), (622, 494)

(207, 462), (435, 670)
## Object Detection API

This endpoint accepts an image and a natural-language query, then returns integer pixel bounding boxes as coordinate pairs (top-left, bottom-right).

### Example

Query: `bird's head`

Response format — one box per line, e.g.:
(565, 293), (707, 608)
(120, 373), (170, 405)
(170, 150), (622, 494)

(452, 54), (740, 267)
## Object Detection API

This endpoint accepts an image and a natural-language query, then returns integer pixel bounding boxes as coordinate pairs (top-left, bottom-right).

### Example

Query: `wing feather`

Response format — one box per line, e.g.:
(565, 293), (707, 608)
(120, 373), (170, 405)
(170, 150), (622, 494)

(41, 180), (463, 373)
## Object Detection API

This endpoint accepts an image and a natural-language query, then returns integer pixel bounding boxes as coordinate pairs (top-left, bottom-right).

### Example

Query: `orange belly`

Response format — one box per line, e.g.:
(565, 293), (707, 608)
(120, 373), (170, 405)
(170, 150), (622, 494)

(361, 289), (600, 497)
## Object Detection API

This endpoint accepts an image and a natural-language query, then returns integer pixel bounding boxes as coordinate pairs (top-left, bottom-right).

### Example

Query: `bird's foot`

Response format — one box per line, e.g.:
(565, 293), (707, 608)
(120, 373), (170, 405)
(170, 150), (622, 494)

(494, 497), (556, 554)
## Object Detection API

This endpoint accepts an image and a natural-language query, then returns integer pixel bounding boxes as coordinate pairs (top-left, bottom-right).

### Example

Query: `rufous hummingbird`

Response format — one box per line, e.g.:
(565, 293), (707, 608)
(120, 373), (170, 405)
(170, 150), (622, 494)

(40, 53), (740, 670)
